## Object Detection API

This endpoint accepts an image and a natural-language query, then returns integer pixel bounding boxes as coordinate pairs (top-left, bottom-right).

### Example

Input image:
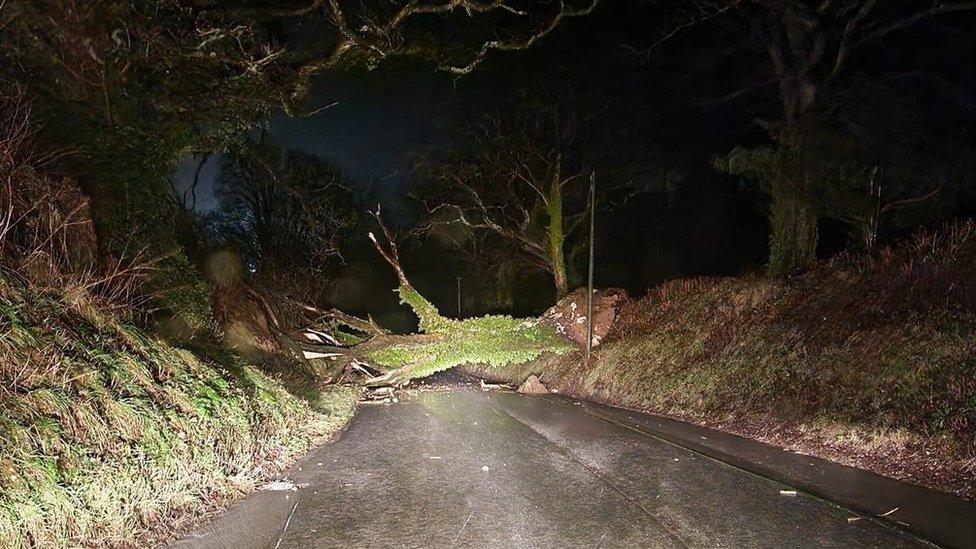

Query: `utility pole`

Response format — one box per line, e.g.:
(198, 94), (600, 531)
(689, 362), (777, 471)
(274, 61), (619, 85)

(585, 172), (596, 363)
(457, 275), (462, 318)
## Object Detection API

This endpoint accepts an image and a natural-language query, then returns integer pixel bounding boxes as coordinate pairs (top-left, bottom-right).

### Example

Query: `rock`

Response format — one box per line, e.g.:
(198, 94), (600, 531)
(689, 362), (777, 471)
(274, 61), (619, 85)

(518, 374), (549, 396)
(260, 479), (307, 491)
(542, 288), (628, 349)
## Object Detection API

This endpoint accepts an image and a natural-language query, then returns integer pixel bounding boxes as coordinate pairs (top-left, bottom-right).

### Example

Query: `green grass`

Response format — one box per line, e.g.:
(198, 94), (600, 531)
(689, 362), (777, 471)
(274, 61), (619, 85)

(0, 275), (357, 547)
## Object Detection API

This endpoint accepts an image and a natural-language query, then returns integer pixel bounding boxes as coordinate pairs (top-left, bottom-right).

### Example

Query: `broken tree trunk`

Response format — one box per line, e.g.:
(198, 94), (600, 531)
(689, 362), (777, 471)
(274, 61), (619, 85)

(294, 209), (574, 386)
(349, 208), (574, 385)
(239, 208), (620, 388)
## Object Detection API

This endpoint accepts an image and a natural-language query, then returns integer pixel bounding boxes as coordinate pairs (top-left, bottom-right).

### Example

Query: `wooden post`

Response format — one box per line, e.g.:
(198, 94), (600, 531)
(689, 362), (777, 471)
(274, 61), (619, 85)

(585, 172), (596, 362)
(457, 275), (462, 318)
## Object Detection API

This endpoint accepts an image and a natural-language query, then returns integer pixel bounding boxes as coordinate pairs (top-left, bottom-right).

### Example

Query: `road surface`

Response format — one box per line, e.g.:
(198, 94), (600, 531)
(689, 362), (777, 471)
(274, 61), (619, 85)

(176, 388), (932, 548)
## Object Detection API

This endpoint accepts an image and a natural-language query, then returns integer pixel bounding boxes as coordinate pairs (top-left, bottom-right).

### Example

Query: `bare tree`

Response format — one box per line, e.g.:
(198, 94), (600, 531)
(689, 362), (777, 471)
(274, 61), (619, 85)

(188, 0), (600, 113)
(211, 139), (357, 310)
(413, 95), (643, 298)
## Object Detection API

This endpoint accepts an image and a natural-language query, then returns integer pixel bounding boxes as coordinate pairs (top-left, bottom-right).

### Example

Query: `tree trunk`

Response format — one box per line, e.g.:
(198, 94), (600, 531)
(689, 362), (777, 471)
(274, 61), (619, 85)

(495, 261), (516, 311)
(547, 168), (570, 298)
(761, 10), (822, 277)
(550, 247), (569, 298)
(767, 179), (818, 276)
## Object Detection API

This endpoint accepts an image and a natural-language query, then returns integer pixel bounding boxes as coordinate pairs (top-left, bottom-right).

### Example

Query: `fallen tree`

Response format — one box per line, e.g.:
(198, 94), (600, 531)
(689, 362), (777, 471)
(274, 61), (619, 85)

(222, 208), (591, 387)
(337, 210), (578, 386)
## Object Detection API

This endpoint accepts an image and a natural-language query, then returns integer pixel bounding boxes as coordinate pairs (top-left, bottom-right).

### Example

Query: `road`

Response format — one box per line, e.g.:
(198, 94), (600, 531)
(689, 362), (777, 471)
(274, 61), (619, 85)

(176, 388), (931, 548)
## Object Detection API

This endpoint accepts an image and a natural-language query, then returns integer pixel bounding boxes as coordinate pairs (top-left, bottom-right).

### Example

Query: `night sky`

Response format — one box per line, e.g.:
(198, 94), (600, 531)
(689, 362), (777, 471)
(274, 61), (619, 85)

(174, 59), (519, 217)
(172, 1), (975, 329)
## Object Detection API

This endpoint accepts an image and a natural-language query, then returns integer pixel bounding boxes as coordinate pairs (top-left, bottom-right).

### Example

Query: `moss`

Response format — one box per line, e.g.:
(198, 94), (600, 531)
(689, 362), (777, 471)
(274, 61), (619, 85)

(356, 272), (579, 384)
(768, 184), (818, 276)
(366, 306), (573, 383)
(396, 286), (455, 334)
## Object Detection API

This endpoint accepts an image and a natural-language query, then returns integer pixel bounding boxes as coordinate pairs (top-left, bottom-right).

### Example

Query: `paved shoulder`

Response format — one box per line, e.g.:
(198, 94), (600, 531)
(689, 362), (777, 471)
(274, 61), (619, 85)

(560, 394), (976, 549)
(489, 392), (926, 548)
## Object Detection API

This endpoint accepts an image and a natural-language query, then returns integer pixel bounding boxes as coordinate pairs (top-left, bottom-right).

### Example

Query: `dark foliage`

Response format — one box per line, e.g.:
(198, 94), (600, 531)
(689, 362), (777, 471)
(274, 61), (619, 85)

(209, 138), (358, 314)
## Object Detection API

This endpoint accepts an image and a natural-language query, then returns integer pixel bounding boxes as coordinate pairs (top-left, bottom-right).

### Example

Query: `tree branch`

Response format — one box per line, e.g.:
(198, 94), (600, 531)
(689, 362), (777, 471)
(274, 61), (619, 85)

(880, 187), (941, 215)
(296, 301), (389, 337)
(439, 0), (600, 75)
(858, 1), (976, 45)
(368, 205), (410, 288)
(828, 0), (877, 79)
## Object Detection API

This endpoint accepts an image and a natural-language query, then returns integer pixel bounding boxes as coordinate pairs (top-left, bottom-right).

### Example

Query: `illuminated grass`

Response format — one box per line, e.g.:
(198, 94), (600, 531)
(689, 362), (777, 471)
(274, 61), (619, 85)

(0, 275), (358, 547)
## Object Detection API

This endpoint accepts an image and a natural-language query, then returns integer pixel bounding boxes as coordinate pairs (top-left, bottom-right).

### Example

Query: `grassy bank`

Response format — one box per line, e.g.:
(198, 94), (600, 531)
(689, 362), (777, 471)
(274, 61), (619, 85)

(0, 274), (357, 547)
(467, 222), (976, 498)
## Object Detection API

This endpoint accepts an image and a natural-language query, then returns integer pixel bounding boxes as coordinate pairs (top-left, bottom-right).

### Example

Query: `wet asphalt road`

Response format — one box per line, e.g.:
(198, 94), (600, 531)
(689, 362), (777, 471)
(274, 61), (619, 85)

(177, 389), (929, 549)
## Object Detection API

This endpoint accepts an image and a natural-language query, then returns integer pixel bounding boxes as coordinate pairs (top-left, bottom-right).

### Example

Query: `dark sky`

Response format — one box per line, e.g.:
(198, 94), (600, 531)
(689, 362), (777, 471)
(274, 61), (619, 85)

(172, 2), (742, 216)
(172, 3), (659, 217)
(173, 2), (975, 325)
(173, 1), (976, 217)
(271, 65), (490, 176)
(173, 52), (531, 218)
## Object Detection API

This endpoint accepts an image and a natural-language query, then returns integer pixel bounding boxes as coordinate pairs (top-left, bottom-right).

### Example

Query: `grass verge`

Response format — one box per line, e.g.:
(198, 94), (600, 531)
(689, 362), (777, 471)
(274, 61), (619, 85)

(467, 222), (976, 499)
(0, 273), (357, 547)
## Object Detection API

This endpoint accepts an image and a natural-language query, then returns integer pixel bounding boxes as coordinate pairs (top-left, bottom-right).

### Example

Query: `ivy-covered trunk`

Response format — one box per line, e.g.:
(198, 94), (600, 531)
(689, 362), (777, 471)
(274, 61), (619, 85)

(714, 145), (820, 278)
(767, 179), (818, 276)
(299, 212), (577, 387)
(550, 242), (569, 298)
(547, 172), (570, 298)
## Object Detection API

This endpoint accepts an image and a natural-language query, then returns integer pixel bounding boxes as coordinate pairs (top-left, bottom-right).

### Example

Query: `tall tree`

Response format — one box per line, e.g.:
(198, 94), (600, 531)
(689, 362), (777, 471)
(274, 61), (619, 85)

(753, 1), (975, 272)
(412, 93), (644, 299)
(641, 0), (976, 274)
(745, 1), (975, 273)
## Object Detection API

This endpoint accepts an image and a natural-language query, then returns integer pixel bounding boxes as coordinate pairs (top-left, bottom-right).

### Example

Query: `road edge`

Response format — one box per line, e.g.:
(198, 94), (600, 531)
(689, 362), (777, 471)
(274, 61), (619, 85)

(542, 394), (976, 549)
